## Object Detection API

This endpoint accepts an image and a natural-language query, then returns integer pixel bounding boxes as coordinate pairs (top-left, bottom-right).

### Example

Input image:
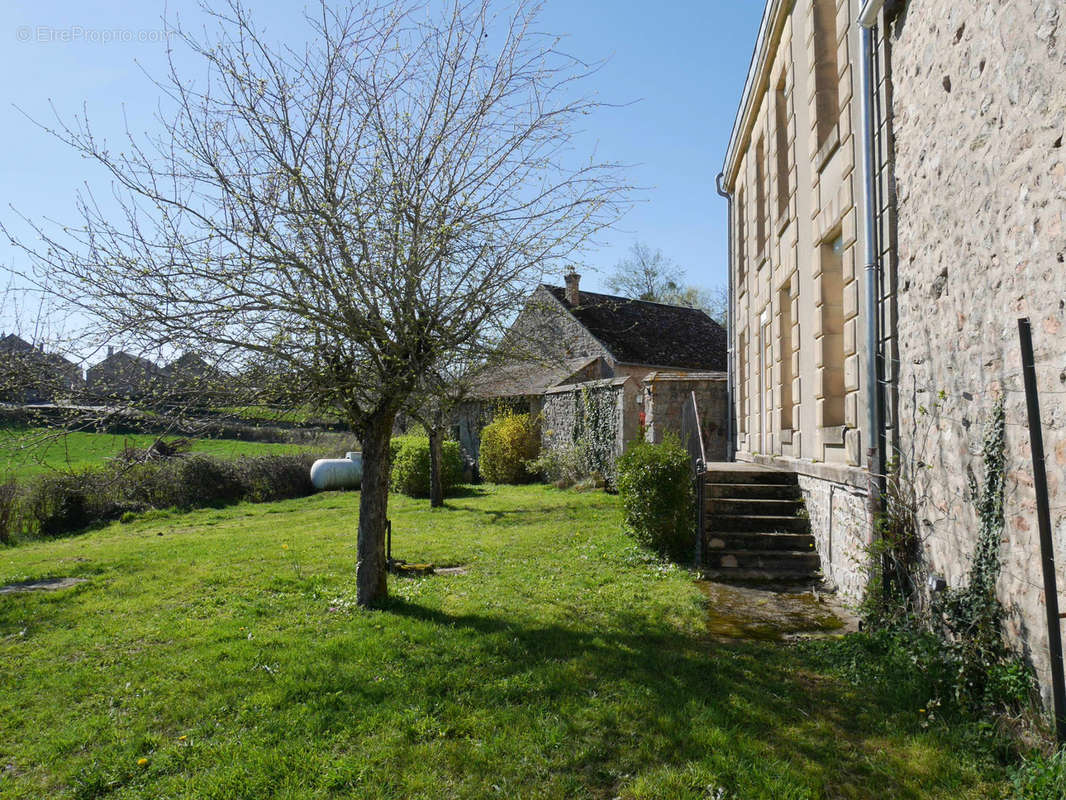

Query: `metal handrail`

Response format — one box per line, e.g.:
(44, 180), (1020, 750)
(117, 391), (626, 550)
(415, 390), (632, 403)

(680, 390), (707, 474)
(680, 391), (709, 567)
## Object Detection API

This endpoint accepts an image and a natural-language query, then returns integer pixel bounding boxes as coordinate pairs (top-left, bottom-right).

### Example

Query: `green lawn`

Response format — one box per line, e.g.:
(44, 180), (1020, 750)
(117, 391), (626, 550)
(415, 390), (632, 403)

(0, 427), (308, 479)
(214, 405), (343, 426)
(0, 486), (1017, 798)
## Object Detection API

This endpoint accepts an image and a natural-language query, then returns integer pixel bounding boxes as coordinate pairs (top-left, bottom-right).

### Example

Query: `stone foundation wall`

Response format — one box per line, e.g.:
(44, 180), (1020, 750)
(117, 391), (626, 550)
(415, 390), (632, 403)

(797, 474), (870, 604)
(889, 0), (1066, 699)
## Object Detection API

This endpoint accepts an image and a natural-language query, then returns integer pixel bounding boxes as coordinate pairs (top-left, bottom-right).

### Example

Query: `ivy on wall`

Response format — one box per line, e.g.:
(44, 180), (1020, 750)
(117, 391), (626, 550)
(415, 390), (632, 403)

(572, 383), (620, 486)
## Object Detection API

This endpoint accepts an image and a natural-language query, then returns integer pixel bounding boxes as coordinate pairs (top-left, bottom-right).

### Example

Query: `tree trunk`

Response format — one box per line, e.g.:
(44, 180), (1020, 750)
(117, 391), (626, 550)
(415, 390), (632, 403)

(428, 426), (444, 508)
(356, 407), (396, 607)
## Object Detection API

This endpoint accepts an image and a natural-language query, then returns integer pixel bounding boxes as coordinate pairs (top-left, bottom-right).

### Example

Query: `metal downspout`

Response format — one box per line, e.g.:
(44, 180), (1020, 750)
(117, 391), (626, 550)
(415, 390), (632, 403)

(716, 171), (735, 462)
(859, 5), (886, 499)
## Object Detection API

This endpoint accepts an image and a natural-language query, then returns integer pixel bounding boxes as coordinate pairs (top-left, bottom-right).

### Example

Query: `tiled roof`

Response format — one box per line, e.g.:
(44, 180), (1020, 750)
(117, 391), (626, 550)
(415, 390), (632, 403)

(543, 285), (727, 371)
(470, 356), (603, 399)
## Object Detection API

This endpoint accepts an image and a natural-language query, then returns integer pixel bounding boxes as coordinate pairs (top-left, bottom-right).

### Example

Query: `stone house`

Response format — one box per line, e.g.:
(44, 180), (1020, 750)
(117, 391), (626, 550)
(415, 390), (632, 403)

(722, 0), (878, 599)
(86, 347), (169, 401)
(165, 352), (227, 405)
(0, 333), (84, 403)
(722, 0), (1065, 698)
(458, 273), (728, 471)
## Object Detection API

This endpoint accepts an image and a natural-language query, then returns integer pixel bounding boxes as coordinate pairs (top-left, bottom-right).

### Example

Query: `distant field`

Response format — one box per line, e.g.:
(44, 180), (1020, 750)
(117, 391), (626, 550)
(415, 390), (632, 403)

(0, 427), (310, 480)
(214, 405), (343, 426)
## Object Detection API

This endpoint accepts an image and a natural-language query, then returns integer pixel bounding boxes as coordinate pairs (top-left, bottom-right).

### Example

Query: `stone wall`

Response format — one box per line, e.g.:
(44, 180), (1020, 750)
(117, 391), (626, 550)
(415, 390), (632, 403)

(727, 0), (872, 469)
(797, 474), (869, 603)
(889, 0), (1066, 699)
(541, 377), (638, 485)
(501, 285), (613, 366)
(643, 372), (729, 461)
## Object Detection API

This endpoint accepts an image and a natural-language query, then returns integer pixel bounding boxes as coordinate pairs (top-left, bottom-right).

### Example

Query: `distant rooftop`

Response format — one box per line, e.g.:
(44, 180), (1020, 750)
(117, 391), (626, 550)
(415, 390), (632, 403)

(542, 285), (727, 372)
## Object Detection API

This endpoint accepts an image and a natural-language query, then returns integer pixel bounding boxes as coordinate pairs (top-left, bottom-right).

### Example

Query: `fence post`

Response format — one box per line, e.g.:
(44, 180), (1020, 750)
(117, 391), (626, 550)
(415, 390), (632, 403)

(1018, 317), (1066, 743)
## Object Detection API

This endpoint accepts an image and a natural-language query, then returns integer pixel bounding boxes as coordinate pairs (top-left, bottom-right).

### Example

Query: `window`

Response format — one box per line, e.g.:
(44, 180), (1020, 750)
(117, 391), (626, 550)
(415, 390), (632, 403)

(736, 187), (747, 289)
(775, 77), (790, 219)
(738, 330), (748, 435)
(779, 284), (793, 431)
(755, 137), (767, 256)
(812, 0), (840, 150)
(819, 235), (845, 427)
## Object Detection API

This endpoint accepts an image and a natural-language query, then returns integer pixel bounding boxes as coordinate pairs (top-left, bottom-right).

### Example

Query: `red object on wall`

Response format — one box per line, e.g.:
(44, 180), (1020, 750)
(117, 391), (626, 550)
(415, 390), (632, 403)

(639, 411), (646, 427)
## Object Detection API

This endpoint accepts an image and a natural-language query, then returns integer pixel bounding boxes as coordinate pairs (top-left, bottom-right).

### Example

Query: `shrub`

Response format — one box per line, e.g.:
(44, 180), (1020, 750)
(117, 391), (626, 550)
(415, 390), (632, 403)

(479, 412), (539, 484)
(1011, 748), (1066, 800)
(615, 435), (694, 561)
(527, 439), (591, 489)
(389, 436), (463, 498)
(126, 454), (245, 510)
(14, 452), (321, 539)
(23, 471), (100, 537)
(232, 454), (317, 502)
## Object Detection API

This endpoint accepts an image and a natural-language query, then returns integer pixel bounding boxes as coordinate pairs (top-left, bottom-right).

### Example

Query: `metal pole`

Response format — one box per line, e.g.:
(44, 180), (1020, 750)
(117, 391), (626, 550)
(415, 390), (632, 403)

(1018, 317), (1066, 743)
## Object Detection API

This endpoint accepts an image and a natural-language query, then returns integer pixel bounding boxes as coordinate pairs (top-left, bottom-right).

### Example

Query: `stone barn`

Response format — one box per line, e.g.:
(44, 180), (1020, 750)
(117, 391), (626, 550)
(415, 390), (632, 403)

(458, 272), (728, 476)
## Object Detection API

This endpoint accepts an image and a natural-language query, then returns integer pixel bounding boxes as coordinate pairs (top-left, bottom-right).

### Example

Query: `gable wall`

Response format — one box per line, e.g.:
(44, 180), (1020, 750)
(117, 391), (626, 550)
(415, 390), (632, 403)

(500, 286), (616, 369)
(889, 0), (1066, 699)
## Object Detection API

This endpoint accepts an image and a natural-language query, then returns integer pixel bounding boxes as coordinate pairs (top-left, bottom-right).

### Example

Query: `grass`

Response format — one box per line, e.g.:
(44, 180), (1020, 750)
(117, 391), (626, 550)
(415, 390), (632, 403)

(0, 427), (309, 479)
(214, 405), (343, 426)
(0, 485), (1022, 798)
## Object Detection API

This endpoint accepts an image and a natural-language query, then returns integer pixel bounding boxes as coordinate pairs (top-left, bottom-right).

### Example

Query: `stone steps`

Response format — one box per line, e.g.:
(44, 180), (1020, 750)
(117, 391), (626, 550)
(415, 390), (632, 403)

(702, 464), (820, 586)
(705, 497), (805, 517)
(706, 531), (816, 552)
(699, 567), (820, 586)
(703, 549), (821, 571)
(704, 482), (801, 500)
(705, 514), (810, 533)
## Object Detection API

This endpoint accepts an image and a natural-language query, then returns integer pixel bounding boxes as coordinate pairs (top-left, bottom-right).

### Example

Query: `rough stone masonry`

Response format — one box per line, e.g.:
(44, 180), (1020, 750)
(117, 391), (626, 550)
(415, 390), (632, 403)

(889, 0), (1065, 701)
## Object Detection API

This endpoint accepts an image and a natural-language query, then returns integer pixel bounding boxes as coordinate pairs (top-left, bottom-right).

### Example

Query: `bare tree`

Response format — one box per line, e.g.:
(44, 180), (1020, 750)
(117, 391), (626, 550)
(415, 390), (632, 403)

(5, 0), (627, 605)
(606, 241), (726, 324)
(403, 361), (474, 508)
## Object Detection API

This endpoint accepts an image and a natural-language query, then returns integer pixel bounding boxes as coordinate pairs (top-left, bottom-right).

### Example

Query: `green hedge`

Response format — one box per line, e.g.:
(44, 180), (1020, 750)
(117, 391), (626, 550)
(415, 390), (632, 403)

(479, 412), (539, 484)
(615, 436), (694, 561)
(389, 435), (463, 498)
(5, 452), (318, 541)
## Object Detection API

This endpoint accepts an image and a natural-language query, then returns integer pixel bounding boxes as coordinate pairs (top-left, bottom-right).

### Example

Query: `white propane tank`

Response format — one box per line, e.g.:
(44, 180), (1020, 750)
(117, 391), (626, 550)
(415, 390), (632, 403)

(310, 451), (363, 490)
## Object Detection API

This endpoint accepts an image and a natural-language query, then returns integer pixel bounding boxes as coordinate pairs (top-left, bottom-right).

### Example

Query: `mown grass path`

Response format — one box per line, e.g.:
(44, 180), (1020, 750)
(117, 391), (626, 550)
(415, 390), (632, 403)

(0, 487), (1012, 798)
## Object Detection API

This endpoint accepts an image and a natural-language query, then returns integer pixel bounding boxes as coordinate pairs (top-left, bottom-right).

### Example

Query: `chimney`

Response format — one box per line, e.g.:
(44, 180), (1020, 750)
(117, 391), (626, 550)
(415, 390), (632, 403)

(107, 346), (114, 358)
(564, 270), (581, 306)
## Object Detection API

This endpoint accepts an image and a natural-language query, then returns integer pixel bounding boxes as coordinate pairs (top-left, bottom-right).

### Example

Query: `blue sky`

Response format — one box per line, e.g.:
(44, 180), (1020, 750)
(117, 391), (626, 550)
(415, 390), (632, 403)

(0, 0), (762, 341)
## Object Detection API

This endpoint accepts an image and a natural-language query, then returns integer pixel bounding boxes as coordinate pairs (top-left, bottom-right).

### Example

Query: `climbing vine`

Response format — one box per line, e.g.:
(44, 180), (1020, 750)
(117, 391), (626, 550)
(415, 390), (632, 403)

(934, 397), (1015, 706)
(572, 383), (619, 486)
(864, 396), (1033, 711)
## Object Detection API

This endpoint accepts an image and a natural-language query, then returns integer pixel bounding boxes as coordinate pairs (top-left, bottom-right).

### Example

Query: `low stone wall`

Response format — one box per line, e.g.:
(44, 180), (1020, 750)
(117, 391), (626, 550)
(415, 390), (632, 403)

(643, 372), (728, 460)
(541, 377), (639, 485)
(797, 474), (870, 604)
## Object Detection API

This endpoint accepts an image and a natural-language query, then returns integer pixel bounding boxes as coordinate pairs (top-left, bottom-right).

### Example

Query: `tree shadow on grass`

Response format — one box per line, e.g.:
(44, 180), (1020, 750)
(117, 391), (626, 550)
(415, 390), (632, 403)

(283, 596), (1006, 798)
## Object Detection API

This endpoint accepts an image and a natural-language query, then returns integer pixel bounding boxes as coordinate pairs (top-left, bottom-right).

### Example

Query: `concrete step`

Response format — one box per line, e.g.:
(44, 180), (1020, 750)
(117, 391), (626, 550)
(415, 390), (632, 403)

(706, 531), (816, 552)
(702, 469), (797, 486)
(704, 482), (801, 500)
(704, 549), (821, 571)
(705, 514), (810, 533)
(705, 497), (805, 517)
(699, 567), (821, 586)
